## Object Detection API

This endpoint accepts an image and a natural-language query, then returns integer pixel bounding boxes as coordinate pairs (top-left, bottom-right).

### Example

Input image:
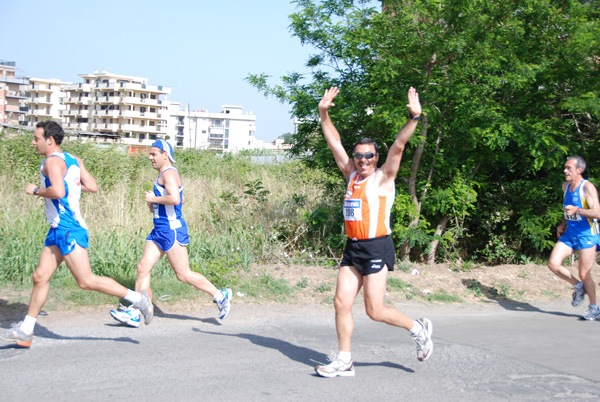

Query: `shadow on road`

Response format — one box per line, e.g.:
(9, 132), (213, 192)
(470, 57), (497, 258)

(461, 279), (581, 319)
(0, 323), (139, 349)
(152, 305), (221, 325)
(194, 328), (326, 367)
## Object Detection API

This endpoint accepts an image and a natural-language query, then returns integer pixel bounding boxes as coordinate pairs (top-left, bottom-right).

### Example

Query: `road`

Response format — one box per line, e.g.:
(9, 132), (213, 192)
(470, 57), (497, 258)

(1, 300), (599, 401)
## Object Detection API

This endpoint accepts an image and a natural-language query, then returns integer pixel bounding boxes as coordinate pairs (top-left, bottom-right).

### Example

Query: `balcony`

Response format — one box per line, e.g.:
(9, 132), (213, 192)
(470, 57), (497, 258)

(94, 95), (121, 104)
(60, 96), (92, 105)
(27, 96), (52, 104)
(6, 91), (27, 99)
(64, 83), (92, 92)
(29, 109), (52, 117)
(93, 110), (121, 119)
(91, 122), (120, 131)
(122, 96), (164, 107)
(209, 126), (225, 135)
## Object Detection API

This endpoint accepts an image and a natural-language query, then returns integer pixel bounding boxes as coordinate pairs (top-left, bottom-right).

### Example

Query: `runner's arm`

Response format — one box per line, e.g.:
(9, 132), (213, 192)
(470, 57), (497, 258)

(145, 170), (181, 205)
(319, 87), (355, 179)
(76, 157), (98, 193)
(380, 87), (421, 181)
(25, 156), (67, 199)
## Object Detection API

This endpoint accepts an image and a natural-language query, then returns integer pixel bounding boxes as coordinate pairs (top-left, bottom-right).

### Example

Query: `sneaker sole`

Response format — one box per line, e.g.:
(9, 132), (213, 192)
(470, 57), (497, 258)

(0, 335), (32, 348)
(314, 367), (356, 378)
(16, 340), (32, 348)
(110, 311), (141, 328)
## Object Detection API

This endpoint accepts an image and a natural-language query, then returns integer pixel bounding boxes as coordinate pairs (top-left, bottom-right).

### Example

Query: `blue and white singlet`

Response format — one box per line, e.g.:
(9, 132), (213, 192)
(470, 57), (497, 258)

(40, 151), (86, 230)
(152, 166), (185, 231)
(563, 179), (599, 237)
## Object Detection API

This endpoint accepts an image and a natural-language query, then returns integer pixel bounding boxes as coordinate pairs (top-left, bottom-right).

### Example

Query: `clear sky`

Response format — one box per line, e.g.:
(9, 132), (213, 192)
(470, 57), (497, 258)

(1, 0), (316, 141)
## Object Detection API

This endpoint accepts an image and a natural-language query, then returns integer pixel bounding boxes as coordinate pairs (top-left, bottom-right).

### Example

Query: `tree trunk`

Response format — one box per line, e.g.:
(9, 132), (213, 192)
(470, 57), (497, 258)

(399, 114), (428, 259)
(427, 215), (451, 265)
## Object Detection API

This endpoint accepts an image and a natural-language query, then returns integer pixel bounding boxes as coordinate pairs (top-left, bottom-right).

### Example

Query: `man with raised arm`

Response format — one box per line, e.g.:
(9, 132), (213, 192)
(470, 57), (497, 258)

(314, 87), (433, 378)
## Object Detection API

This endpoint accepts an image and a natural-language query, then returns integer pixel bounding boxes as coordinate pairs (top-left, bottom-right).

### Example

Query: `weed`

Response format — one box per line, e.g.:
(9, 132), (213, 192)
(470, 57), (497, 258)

(425, 289), (463, 303)
(396, 259), (413, 273)
(314, 281), (333, 293)
(466, 279), (483, 297)
(541, 290), (559, 298)
(518, 270), (529, 279)
(295, 277), (309, 289)
(236, 273), (292, 300)
(499, 283), (512, 298)
(387, 277), (413, 291)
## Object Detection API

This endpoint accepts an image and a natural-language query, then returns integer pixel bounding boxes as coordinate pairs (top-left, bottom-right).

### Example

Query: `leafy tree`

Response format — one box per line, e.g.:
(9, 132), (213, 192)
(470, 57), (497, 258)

(248, 0), (600, 263)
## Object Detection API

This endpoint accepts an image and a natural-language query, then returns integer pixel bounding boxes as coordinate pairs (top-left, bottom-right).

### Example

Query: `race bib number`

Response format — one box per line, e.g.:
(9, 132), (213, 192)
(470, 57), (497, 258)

(344, 199), (362, 221)
(564, 211), (581, 222)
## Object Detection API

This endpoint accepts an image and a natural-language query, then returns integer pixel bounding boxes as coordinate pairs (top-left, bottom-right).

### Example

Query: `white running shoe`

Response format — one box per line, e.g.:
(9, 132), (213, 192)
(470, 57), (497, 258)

(572, 287), (586, 307)
(315, 356), (355, 378)
(412, 318), (433, 361)
(582, 305), (600, 321)
(133, 290), (154, 325)
(110, 305), (141, 328)
(216, 288), (232, 319)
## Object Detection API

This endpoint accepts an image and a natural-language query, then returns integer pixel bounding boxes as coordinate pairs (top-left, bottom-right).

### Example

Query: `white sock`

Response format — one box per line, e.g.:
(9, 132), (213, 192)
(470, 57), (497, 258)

(124, 289), (142, 304)
(337, 351), (352, 363)
(409, 320), (424, 336)
(21, 315), (37, 334)
(213, 290), (224, 303)
(575, 281), (584, 290)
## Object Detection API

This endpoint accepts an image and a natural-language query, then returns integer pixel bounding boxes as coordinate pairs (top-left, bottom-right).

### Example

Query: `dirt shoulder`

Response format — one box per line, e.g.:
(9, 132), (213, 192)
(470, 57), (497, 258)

(253, 262), (574, 305)
(0, 262), (581, 323)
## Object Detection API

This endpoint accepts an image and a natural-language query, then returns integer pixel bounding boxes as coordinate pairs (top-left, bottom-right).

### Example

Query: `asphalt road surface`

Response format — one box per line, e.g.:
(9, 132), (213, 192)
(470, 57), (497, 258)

(1, 299), (599, 401)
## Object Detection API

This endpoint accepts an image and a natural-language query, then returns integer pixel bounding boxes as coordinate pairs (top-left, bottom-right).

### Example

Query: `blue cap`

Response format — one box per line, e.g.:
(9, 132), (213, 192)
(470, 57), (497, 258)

(151, 139), (175, 162)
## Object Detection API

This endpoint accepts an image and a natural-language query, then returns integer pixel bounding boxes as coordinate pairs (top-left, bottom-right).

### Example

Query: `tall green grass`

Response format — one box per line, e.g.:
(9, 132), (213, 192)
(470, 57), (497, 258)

(0, 131), (345, 299)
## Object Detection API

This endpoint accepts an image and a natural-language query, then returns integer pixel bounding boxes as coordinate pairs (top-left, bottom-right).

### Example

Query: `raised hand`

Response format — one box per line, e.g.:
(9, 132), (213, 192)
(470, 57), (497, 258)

(319, 86), (340, 113)
(406, 87), (422, 117)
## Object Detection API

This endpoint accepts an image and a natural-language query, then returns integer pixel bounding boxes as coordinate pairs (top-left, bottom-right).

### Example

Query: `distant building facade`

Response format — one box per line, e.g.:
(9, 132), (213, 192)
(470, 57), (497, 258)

(0, 61), (28, 125)
(168, 103), (259, 152)
(6, 64), (292, 152)
(24, 78), (70, 126)
(55, 70), (171, 146)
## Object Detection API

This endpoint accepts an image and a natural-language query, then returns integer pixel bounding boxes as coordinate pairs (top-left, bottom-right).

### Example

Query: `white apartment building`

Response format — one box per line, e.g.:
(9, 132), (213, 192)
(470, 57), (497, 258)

(24, 78), (71, 126)
(58, 70), (171, 146)
(168, 103), (258, 152)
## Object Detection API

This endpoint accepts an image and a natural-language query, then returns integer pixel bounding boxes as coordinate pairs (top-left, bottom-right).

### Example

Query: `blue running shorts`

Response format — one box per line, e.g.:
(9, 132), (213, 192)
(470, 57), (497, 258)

(559, 232), (599, 251)
(146, 224), (189, 252)
(44, 227), (89, 256)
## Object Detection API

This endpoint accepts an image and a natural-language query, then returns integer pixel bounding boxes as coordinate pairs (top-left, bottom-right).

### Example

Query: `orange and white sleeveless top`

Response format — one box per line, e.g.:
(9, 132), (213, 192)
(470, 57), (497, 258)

(343, 170), (394, 240)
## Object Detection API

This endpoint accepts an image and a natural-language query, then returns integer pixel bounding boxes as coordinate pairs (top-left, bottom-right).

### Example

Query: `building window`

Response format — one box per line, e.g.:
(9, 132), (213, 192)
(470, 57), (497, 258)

(150, 134), (157, 140)
(139, 134), (146, 140)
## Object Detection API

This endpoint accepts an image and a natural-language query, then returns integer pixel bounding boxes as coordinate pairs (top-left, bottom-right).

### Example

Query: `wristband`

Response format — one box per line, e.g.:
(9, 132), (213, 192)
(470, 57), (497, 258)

(409, 113), (421, 121)
(34, 186), (40, 195)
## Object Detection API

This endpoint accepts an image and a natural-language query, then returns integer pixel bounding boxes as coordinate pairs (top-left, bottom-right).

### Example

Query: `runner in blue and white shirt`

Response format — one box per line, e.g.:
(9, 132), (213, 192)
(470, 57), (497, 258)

(110, 139), (232, 327)
(547, 156), (600, 320)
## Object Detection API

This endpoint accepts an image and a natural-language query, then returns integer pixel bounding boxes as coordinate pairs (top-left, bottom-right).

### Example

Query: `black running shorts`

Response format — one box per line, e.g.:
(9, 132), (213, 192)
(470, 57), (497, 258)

(340, 235), (395, 276)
